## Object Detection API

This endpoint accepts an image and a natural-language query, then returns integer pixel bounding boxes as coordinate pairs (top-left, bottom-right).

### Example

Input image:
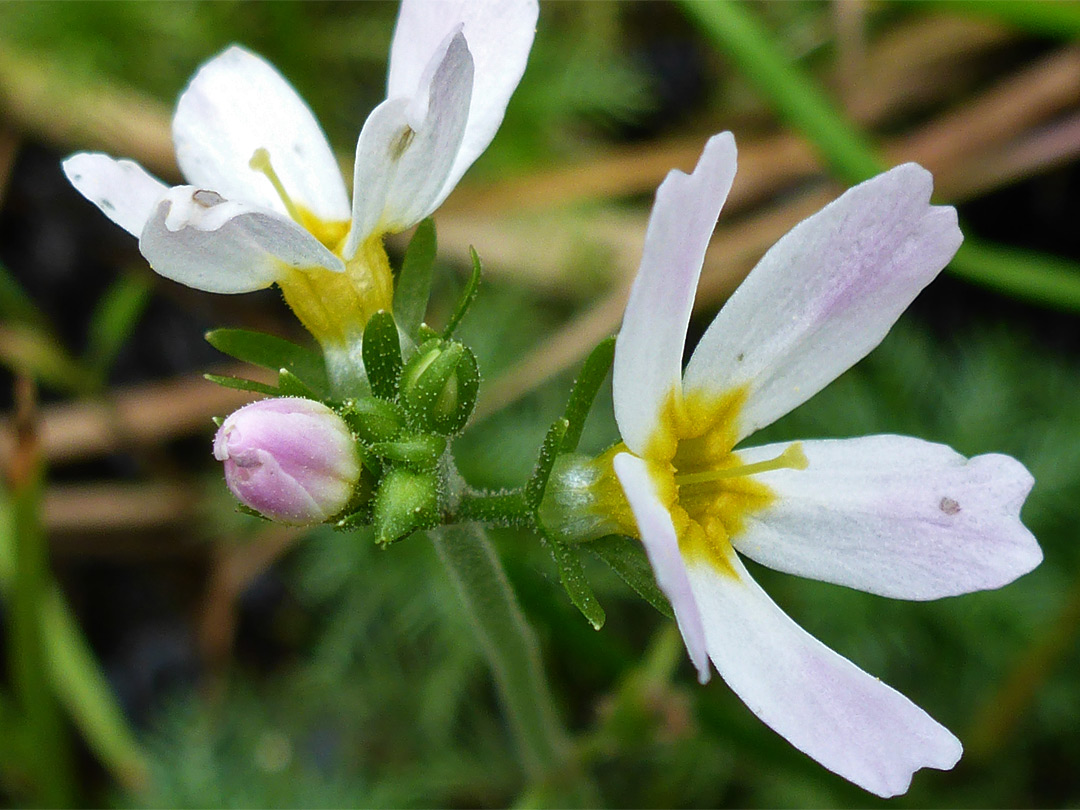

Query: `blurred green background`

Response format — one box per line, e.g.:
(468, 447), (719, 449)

(1, 1), (1079, 806)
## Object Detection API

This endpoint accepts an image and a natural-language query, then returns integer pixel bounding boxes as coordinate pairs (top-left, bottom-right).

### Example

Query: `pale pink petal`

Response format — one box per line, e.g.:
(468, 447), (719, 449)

(686, 552), (962, 797)
(613, 452), (711, 683)
(612, 133), (737, 456)
(683, 163), (962, 443)
(62, 153), (168, 238)
(729, 435), (1041, 599)
(173, 46), (350, 222)
(388, 0), (537, 201)
(347, 32), (473, 253)
(140, 186), (343, 294)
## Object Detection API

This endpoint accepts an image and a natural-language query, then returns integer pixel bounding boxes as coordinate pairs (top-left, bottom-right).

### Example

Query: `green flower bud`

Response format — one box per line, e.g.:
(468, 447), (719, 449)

(400, 338), (479, 434)
(370, 433), (447, 471)
(341, 396), (405, 443)
(373, 466), (439, 546)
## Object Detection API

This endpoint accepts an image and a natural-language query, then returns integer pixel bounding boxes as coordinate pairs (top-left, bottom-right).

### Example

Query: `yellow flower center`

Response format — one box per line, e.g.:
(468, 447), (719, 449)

(602, 386), (807, 577)
(247, 148), (393, 364)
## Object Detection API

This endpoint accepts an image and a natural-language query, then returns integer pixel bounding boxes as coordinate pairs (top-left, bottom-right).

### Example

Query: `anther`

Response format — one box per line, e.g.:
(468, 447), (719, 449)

(674, 442), (808, 488)
(249, 148), (302, 223)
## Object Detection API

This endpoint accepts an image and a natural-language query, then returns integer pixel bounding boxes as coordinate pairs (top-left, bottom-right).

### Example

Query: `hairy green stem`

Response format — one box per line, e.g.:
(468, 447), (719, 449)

(431, 524), (594, 803)
(453, 487), (535, 529)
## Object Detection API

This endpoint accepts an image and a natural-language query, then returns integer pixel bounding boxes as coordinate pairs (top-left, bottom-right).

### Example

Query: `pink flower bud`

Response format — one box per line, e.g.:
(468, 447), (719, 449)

(213, 397), (361, 525)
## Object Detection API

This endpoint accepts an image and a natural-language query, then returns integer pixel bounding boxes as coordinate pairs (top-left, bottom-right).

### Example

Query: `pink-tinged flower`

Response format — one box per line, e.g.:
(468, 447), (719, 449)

(61, 0), (537, 389)
(605, 133), (1042, 796)
(214, 398), (361, 525)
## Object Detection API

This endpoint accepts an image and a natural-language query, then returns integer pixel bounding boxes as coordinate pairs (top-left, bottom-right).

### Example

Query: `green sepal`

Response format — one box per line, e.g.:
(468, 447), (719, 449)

(352, 442), (383, 479)
(332, 510), (372, 532)
(447, 345), (480, 433)
(235, 503), (271, 521)
(526, 418), (569, 510)
(370, 433), (447, 471)
(341, 396), (405, 444)
(417, 323), (440, 342)
(442, 246), (482, 339)
(561, 336), (616, 453)
(206, 328), (329, 397)
(203, 373), (279, 397)
(400, 339), (479, 434)
(588, 535), (674, 619)
(401, 339), (463, 428)
(362, 311), (403, 400)
(277, 368), (321, 400)
(542, 529), (606, 630)
(394, 218), (437, 339)
(373, 467), (439, 547)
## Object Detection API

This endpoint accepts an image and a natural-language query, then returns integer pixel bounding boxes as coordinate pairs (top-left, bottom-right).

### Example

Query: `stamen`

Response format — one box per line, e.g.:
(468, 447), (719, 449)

(674, 442), (808, 487)
(249, 148), (302, 223)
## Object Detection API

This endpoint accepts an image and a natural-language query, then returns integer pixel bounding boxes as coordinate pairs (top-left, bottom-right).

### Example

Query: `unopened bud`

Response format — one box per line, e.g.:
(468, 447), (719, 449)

(400, 338), (479, 434)
(373, 467), (439, 546)
(370, 433), (447, 471)
(341, 396), (405, 443)
(213, 397), (361, 525)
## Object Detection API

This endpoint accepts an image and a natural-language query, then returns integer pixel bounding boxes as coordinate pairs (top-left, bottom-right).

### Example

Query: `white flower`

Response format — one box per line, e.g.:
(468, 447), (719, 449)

(606, 133), (1042, 796)
(61, 0), (537, 388)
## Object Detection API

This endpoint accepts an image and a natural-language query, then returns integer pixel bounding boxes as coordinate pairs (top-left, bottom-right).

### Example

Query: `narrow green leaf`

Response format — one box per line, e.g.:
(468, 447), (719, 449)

(678, 0), (881, 183)
(43, 587), (149, 791)
(394, 218), (437, 338)
(84, 273), (151, 375)
(6, 442), (75, 804)
(588, 535), (674, 619)
(203, 373), (279, 397)
(1, 493), (147, 790)
(442, 247), (482, 339)
(277, 368), (321, 400)
(362, 311), (403, 399)
(561, 336), (616, 453)
(206, 328), (328, 396)
(526, 418), (569, 509)
(925, 0), (1080, 38)
(0, 260), (49, 328)
(0, 323), (98, 395)
(679, 0), (1080, 313)
(431, 524), (571, 778)
(951, 239), (1080, 312)
(543, 530), (606, 630)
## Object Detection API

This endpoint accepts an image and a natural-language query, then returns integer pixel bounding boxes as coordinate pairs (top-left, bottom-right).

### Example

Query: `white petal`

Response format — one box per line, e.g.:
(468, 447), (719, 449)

(139, 186), (343, 294)
(388, 0), (537, 201)
(347, 32), (473, 253)
(612, 133), (737, 456)
(612, 452), (711, 683)
(686, 552), (962, 797)
(683, 164), (963, 443)
(730, 435), (1041, 599)
(62, 153), (168, 237)
(173, 46), (350, 222)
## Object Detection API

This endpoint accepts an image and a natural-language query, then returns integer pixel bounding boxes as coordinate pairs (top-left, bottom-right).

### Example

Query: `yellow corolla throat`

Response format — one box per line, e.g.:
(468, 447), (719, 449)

(630, 385), (807, 578)
(248, 148), (394, 349)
